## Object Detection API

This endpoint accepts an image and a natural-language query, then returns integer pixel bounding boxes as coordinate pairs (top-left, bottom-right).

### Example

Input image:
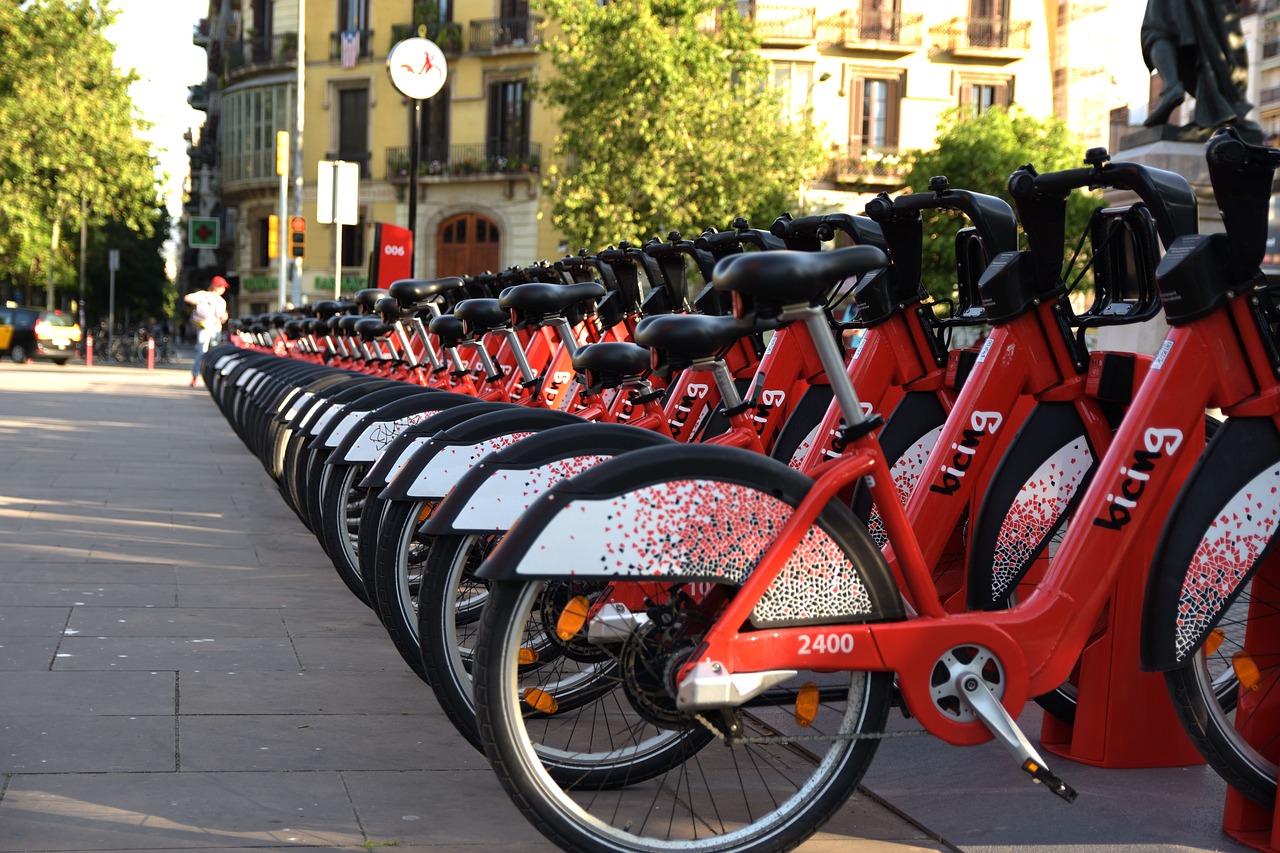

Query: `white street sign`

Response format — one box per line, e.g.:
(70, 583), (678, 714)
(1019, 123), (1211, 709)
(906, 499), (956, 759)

(387, 38), (448, 100)
(317, 160), (359, 225)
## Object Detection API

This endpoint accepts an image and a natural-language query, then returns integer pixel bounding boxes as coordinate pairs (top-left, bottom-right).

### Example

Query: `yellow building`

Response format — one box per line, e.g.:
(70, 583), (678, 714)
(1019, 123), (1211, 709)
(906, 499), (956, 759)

(187, 0), (1056, 314)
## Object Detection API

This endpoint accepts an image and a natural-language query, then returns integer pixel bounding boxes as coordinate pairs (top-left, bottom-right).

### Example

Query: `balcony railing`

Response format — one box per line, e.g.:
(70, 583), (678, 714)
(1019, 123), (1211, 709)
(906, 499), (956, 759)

(817, 9), (923, 49)
(468, 16), (542, 52)
(330, 29), (375, 62)
(1261, 85), (1280, 106)
(325, 150), (372, 179)
(193, 18), (210, 46)
(225, 34), (299, 75)
(1265, 38), (1280, 60)
(829, 146), (907, 186)
(389, 21), (464, 54)
(737, 2), (816, 43)
(385, 142), (542, 180)
(929, 16), (1031, 54)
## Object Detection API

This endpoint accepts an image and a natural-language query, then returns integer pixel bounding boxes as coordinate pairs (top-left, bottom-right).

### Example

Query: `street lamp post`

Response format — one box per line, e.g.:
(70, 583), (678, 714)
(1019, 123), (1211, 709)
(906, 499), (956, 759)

(387, 34), (448, 278)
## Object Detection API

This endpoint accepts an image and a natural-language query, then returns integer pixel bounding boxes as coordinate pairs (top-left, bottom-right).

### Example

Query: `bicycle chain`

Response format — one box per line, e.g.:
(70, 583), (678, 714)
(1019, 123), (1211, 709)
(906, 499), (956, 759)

(693, 713), (926, 744)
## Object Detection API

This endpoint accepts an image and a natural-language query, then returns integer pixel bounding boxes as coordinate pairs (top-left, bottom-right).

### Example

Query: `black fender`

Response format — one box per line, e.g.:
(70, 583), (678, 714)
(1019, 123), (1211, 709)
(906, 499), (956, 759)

(292, 379), (404, 444)
(967, 401), (1099, 610)
(1142, 417), (1280, 671)
(328, 390), (479, 465)
(421, 422), (677, 535)
(773, 383), (835, 466)
(358, 401), (517, 490)
(854, 391), (950, 537)
(380, 408), (586, 501)
(476, 443), (906, 628)
(312, 384), (449, 455)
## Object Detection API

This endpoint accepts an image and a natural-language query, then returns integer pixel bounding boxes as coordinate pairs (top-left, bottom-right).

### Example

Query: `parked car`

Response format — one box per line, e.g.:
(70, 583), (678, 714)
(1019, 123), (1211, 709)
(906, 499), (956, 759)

(0, 307), (80, 365)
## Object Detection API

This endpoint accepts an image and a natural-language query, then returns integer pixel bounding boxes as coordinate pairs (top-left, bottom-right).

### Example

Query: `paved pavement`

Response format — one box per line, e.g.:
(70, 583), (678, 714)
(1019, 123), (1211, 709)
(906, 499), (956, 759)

(0, 358), (1258, 852)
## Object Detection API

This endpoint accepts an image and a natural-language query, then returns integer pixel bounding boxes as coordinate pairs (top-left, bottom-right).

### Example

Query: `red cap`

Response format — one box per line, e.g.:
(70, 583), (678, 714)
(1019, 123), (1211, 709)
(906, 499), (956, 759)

(210, 275), (228, 290)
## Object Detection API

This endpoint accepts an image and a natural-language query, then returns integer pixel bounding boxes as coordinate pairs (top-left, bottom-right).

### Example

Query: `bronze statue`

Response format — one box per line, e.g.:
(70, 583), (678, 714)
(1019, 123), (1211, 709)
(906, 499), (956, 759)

(1141, 0), (1260, 136)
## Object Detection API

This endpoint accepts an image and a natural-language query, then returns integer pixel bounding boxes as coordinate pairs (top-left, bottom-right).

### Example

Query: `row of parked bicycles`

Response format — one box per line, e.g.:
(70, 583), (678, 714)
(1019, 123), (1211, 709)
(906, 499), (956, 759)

(197, 126), (1280, 852)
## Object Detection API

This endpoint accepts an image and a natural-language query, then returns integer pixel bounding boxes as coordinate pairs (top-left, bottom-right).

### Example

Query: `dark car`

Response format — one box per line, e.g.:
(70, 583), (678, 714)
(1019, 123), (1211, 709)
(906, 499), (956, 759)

(0, 307), (80, 365)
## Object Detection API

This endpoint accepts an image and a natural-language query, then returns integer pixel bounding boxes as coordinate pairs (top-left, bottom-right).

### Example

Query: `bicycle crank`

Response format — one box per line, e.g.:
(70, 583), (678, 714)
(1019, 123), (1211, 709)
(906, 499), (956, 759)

(932, 644), (1077, 803)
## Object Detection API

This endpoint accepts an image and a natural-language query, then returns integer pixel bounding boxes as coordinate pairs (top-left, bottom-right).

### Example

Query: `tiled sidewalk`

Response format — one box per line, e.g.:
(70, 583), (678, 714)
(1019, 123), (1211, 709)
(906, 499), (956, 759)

(0, 362), (949, 852)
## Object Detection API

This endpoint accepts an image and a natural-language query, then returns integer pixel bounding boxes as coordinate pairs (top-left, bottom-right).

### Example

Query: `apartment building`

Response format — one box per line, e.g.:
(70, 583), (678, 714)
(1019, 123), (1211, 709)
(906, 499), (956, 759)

(185, 0), (1056, 312)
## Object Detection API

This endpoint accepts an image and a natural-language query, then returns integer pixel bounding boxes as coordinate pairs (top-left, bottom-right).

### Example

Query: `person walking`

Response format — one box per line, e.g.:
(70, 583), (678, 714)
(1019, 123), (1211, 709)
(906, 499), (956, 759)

(185, 276), (229, 387)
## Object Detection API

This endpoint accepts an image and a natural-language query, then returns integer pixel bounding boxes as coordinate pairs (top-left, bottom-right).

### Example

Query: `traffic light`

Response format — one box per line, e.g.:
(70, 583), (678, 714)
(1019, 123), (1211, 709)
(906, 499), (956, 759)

(289, 216), (305, 259)
(267, 214), (279, 259)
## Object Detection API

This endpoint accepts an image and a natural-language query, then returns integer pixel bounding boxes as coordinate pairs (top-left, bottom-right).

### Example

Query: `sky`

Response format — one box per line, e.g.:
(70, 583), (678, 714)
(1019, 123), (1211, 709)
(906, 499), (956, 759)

(106, 0), (209, 224)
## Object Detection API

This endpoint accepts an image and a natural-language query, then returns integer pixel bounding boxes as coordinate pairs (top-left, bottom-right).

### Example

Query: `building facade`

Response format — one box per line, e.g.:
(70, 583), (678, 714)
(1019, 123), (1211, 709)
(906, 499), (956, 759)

(186, 0), (1058, 313)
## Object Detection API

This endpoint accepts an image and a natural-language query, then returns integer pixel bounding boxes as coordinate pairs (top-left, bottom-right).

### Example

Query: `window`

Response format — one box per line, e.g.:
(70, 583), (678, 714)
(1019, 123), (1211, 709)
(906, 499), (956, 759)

(437, 213), (501, 277)
(499, 0), (531, 44)
(221, 82), (295, 184)
(858, 0), (899, 40)
(772, 62), (815, 124)
(338, 0), (368, 30)
(487, 79), (530, 158)
(333, 84), (370, 175)
(968, 0), (1009, 47)
(419, 85), (451, 164)
(848, 69), (903, 154)
(958, 74), (1013, 113)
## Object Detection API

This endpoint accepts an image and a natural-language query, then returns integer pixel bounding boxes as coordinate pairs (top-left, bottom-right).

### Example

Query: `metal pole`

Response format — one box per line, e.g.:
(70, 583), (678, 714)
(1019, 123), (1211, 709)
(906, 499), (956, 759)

(279, 145), (289, 309)
(333, 161), (342, 300)
(408, 99), (420, 277)
(291, 0), (306, 306)
(46, 220), (60, 312)
(108, 263), (115, 360)
(78, 196), (87, 357)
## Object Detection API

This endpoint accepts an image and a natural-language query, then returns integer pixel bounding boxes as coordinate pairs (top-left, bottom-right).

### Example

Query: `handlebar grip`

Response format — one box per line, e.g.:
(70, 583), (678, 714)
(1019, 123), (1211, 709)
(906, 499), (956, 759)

(1008, 166), (1095, 199)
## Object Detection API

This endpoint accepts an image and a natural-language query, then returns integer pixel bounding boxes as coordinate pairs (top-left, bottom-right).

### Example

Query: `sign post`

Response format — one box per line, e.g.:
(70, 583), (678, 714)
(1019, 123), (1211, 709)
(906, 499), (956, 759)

(107, 248), (119, 361)
(317, 160), (360, 299)
(387, 35), (448, 277)
(276, 129), (290, 309)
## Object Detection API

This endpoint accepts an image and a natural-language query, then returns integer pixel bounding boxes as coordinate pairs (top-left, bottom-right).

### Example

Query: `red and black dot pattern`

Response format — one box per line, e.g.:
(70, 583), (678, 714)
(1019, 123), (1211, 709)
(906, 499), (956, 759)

(988, 438), (1091, 600)
(513, 479), (873, 624)
(1174, 465), (1280, 662)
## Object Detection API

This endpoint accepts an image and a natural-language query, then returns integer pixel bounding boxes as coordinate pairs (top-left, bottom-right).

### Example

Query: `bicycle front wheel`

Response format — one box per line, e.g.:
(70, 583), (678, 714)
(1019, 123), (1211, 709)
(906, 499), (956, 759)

(474, 578), (894, 853)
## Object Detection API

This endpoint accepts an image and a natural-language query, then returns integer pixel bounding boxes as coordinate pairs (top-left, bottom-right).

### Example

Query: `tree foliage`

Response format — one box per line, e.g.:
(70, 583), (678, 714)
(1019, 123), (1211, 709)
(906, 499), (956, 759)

(536, 0), (827, 250)
(902, 106), (1097, 300)
(0, 0), (160, 306)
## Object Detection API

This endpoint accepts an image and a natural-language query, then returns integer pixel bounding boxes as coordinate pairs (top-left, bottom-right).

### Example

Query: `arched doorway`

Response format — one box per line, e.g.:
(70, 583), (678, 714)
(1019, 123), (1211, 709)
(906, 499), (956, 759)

(436, 213), (501, 277)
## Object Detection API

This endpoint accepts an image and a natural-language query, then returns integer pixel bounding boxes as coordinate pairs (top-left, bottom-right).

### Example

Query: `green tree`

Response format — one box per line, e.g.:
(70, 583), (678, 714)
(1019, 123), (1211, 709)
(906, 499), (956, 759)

(902, 106), (1097, 300)
(87, 201), (174, 330)
(0, 1), (159, 309)
(536, 0), (826, 250)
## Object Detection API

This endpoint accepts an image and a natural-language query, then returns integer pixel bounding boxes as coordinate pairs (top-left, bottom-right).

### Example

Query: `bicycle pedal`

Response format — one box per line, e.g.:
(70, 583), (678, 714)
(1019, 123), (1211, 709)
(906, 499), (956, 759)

(1021, 758), (1077, 803)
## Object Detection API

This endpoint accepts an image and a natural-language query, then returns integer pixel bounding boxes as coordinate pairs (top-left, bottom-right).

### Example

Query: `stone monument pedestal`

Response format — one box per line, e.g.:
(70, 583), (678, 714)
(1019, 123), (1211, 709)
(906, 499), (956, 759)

(1093, 129), (1219, 356)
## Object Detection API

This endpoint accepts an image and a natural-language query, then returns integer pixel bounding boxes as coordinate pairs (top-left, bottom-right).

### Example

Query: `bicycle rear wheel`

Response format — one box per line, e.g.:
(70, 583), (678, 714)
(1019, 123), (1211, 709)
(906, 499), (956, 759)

(1152, 417), (1280, 805)
(475, 579), (893, 853)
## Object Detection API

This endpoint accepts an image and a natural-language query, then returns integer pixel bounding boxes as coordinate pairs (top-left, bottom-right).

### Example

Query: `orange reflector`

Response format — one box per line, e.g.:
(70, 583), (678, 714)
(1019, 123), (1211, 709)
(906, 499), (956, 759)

(523, 687), (559, 714)
(1234, 651), (1263, 692)
(518, 647), (539, 665)
(795, 681), (819, 727)
(556, 595), (590, 641)
(416, 501), (436, 524)
(1205, 628), (1225, 656)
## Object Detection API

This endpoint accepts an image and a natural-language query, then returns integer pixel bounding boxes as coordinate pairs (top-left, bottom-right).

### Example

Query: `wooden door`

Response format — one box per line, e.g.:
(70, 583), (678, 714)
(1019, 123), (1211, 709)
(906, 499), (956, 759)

(436, 213), (501, 277)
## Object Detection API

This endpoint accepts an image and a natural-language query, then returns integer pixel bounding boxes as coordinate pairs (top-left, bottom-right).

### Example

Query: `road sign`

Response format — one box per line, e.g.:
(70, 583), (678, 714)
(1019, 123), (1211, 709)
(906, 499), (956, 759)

(387, 38), (448, 100)
(189, 217), (219, 248)
(317, 160), (360, 225)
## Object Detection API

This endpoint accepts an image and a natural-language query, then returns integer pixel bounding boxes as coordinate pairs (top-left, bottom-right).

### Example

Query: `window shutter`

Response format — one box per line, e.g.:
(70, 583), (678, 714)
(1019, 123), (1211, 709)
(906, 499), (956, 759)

(851, 76), (866, 152)
(884, 77), (901, 148)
